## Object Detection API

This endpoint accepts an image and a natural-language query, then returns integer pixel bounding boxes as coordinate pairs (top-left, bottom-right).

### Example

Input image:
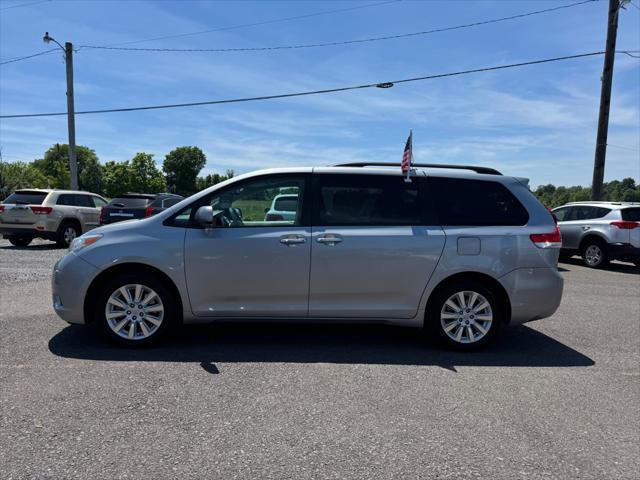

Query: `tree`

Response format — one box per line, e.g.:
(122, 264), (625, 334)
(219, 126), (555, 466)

(129, 153), (166, 193)
(102, 161), (132, 198)
(32, 144), (102, 192)
(163, 146), (207, 196)
(533, 178), (640, 207)
(0, 162), (51, 199)
(195, 169), (235, 192)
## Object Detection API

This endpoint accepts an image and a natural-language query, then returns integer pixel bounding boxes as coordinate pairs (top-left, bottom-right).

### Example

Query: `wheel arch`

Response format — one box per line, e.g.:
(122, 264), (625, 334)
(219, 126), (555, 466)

(57, 217), (82, 233)
(424, 271), (511, 327)
(579, 233), (608, 251)
(83, 262), (184, 324)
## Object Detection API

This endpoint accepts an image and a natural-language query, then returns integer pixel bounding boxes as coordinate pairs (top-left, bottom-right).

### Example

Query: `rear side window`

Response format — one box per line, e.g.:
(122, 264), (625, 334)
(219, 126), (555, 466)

(621, 208), (640, 221)
(315, 174), (421, 226)
(109, 196), (153, 208)
(429, 177), (529, 226)
(567, 206), (610, 221)
(75, 195), (94, 207)
(57, 194), (76, 206)
(57, 194), (94, 207)
(4, 191), (47, 205)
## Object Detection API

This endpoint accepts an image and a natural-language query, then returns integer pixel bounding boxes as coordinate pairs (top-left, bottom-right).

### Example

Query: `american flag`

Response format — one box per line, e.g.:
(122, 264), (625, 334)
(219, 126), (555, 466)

(401, 130), (413, 176)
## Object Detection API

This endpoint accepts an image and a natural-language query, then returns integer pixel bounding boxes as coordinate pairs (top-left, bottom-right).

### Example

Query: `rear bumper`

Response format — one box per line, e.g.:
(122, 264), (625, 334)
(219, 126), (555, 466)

(608, 243), (640, 261)
(52, 252), (101, 324)
(499, 267), (564, 326)
(1, 226), (56, 240)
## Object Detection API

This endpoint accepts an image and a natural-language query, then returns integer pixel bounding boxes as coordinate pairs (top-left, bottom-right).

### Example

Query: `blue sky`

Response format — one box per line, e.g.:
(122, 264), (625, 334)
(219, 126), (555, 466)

(0, 0), (638, 187)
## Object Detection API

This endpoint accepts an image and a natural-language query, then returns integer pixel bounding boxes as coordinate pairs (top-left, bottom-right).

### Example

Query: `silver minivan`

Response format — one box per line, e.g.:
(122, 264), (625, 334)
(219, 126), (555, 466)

(52, 163), (564, 350)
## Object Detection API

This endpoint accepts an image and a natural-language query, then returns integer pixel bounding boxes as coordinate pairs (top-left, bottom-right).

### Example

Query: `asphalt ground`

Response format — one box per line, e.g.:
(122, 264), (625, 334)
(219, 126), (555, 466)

(1, 238), (639, 479)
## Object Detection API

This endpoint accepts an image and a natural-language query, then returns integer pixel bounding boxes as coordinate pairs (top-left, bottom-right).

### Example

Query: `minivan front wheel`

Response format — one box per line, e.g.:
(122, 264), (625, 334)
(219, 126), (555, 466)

(96, 273), (177, 346)
(427, 281), (502, 350)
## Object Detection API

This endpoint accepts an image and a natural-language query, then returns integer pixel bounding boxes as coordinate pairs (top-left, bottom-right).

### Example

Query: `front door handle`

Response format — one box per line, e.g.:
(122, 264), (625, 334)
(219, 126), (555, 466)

(582, 226), (591, 230)
(317, 234), (343, 246)
(280, 235), (306, 246)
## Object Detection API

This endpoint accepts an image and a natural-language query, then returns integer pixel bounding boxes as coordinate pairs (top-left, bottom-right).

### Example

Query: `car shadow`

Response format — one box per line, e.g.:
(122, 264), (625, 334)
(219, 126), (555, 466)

(0, 242), (61, 251)
(559, 257), (638, 274)
(48, 323), (594, 371)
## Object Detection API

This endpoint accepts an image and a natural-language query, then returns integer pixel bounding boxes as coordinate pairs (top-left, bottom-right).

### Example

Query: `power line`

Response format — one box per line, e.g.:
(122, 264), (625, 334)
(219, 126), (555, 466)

(104, 0), (402, 48)
(80, 0), (597, 54)
(0, 0), (50, 11)
(0, 48), (59, 66)
(0, 50), (617, 119)
(627, 1), (640, 11)
(0, 0), (595, 65)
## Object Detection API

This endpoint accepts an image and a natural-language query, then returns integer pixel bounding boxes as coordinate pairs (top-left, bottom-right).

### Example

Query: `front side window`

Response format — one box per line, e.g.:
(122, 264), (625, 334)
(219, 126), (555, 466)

(171, 175), (306, 228)
(429, 177), (529, 226)
(92, 197), (108, 208)
(568, 206), (596, 221)
(314, 174), (421, 226)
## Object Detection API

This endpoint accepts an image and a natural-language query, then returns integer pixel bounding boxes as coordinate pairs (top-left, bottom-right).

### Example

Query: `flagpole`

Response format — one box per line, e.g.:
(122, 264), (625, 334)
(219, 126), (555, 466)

(405, 129), (412, 183)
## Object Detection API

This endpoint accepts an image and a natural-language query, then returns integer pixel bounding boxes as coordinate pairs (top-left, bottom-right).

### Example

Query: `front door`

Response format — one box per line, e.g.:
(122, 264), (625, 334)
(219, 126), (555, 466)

(309, 173), (445, 319)
(184, 174), (311, 317)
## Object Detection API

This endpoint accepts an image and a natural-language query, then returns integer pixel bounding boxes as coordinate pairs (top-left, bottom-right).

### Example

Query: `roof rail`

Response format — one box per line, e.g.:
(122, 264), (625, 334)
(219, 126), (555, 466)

(564, 201), (640, 205)
(333, 162), (502, 176)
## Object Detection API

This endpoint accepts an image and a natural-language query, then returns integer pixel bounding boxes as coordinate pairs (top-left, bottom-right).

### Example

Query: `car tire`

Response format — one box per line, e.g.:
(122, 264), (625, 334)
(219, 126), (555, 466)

(7, 235), (33, 247)
(426, 280), (503, 351)
(581, 239), (609, 269)
(95, 272), (178, 347)
(56, 222), (80, 248)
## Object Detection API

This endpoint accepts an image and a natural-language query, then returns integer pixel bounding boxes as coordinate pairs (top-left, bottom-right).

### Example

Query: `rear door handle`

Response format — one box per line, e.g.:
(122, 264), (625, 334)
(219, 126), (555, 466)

(280, 235), (306, 246)
(317, 234), (343, 246)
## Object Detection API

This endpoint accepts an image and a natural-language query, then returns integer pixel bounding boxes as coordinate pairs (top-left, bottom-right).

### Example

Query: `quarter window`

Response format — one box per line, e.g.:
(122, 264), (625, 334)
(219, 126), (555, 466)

(314, 174), (421, 226)
(428, 177), (529, 226)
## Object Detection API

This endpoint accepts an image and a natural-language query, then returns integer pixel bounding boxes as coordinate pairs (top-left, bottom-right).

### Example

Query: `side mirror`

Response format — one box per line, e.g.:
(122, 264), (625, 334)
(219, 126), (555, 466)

(195, 206), (222, 226)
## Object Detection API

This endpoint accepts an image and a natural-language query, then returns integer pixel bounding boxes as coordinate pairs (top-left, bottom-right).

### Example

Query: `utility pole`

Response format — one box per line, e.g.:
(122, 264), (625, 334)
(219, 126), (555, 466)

(43, 32), (78, 190)
(591, 0), (623, 200)
(64, 42), (78, 190)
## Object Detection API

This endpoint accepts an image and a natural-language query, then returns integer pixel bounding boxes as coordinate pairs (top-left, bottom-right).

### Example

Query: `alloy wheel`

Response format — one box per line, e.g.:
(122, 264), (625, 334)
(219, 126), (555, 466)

(105, 284), (164, 340)
(440, 290), (493, 344)
(584, 245), (602, 267)
(64, 226), (77, 245)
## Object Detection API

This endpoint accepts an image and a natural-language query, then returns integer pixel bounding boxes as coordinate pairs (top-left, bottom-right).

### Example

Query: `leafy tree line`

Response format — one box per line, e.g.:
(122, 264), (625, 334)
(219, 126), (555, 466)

(0, 144), (234, 200)
(533, 178), (640, 207)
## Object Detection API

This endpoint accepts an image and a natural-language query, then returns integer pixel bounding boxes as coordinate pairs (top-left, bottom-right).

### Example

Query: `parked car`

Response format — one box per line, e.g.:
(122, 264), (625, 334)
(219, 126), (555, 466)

(99, 193), (183, 225)
(52, 163), (563, 350)
(552, 201), (640, 268)
(0, 189), (107, 247)
(264, 193), (298, 221)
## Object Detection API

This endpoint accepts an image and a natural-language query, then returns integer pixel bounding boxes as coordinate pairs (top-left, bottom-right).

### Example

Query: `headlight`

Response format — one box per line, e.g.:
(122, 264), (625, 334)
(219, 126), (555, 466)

(69, 233), (103, 252)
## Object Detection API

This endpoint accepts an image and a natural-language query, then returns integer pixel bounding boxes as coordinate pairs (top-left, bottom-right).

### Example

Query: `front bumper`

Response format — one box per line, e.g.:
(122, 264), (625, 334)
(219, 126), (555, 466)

(499, 267), (564, 326)
(52, 252), (101, 324)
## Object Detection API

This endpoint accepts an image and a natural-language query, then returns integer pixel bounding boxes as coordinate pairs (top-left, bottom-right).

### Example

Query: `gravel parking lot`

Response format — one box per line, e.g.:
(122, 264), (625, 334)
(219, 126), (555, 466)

(1, 239), (638, 479)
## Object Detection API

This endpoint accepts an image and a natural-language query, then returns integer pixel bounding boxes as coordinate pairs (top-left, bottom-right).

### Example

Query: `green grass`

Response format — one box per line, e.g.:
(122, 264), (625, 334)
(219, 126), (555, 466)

(233, 199), (271, 221)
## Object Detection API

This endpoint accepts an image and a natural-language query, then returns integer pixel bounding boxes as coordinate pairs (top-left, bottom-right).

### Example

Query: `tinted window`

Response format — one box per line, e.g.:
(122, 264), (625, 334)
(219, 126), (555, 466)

(4, 191), (47, 205)
(429, 178), (529, 226)
(567, 206), (608, 221)
(553, 207), (571, 222)
(57, 194), (76, 206)
(621, 208), (640, 221)
(75, 195), (94, 207)
(315, 174), (420, 226)
(274, 196), (298, 212)
(109, 197), (152, 208)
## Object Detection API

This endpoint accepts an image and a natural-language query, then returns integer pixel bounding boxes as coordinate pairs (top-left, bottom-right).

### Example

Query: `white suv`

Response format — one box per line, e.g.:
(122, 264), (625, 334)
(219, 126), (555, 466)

(0, 189), (108, 247)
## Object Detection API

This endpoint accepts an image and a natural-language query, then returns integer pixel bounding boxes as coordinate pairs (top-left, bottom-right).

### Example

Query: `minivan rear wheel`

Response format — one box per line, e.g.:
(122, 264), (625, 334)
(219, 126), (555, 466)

(95, 272), (178, 347)
(427, 280), (502, 351)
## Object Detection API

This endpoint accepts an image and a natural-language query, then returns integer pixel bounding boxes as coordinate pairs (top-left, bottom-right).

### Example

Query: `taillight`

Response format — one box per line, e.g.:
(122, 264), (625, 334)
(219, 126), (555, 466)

(530, 225), (562, 248)
(30, 206), (52, 214)
(0, 205), (4, 213)
(610, 221), (639, 229)
(265, 213), (284, 221)
(144, 206), (154, 217)
(99, 206), (105, 224)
